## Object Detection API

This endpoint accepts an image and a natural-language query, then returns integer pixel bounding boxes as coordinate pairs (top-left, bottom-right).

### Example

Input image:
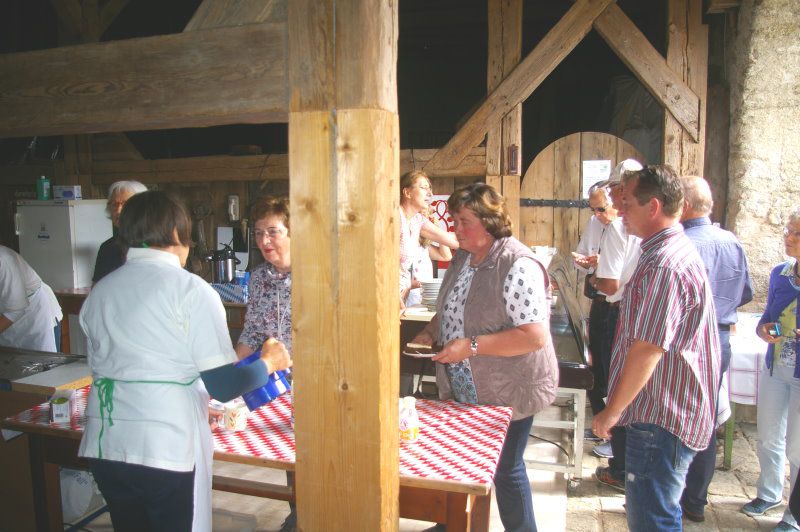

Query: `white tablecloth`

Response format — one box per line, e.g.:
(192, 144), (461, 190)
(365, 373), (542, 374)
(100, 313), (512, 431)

(728, 312), (765, 406)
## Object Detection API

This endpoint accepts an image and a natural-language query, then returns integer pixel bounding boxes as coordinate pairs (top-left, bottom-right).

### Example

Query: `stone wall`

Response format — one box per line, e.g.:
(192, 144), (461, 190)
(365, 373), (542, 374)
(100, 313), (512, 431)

(726, 0), (800, 306)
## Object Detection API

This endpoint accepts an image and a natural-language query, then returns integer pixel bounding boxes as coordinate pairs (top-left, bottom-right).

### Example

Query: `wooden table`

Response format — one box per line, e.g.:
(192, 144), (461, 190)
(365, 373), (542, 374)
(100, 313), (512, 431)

(4, 386), (512, 531)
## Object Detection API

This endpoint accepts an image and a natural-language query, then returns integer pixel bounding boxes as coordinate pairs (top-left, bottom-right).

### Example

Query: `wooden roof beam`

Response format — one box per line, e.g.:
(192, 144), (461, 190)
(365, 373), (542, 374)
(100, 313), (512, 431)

(0, 23), (288, 139)
(424, 0), (615, 172)
(184, 0), (285, 31)
(594, 3), (700, 142)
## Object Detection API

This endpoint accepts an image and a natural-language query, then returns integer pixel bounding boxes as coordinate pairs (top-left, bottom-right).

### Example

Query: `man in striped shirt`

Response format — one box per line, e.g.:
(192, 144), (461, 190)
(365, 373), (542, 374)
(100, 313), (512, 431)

(592, 164), (721, 531)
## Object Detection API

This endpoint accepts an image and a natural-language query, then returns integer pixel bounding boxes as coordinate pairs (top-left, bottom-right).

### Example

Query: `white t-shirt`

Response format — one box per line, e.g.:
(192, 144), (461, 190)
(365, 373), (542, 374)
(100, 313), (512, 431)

(606, 233), (642, 304)
(594, 218), (627, 285)
(78, 248), (236, 470)
(0, 246), (62, 352)
(574, 216), (606, 272)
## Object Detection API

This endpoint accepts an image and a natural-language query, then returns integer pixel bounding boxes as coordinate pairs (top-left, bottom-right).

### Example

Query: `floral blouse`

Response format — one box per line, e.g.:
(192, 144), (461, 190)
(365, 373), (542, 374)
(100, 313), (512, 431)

(238, 262), (293, 355)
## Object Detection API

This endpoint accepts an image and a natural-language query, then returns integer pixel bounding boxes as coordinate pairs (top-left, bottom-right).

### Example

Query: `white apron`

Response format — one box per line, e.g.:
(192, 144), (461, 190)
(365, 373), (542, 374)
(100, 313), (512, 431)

(0, 283), (62, 352)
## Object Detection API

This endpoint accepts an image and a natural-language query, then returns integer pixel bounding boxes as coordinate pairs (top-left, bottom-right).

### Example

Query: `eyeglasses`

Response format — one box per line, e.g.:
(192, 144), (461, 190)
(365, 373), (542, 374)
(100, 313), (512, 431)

(589, 206), (607, 213)
(784, 227), (800, 239)
(254, 228), (286, 240)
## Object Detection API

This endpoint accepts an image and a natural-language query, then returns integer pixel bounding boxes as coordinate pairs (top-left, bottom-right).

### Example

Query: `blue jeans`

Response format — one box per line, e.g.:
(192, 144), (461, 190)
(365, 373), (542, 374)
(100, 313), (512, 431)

(625, 423), (696, 531)
(756, 364), (800, 527)
(495, 415), (536, 532)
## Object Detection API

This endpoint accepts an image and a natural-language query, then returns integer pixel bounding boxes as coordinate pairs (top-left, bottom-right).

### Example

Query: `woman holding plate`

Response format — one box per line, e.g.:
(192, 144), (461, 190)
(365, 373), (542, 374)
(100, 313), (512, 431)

(412, 183), (558, 532)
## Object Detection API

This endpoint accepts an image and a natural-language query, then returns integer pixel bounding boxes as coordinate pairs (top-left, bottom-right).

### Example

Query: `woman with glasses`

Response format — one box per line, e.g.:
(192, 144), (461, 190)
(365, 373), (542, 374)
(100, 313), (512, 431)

(234, 196), (297, 531)
(742, 209), (800, 531)
(399, 170), (458, 306)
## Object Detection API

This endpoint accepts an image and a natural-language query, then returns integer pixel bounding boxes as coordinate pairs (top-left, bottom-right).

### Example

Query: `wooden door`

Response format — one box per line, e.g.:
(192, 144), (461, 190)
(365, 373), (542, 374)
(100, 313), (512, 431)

(519, 132), (643, 253)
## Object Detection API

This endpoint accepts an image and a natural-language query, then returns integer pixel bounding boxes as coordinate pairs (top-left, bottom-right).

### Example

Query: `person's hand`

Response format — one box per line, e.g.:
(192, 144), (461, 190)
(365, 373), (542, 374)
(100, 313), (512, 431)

(585, 255), (598, 268)
(410, 278), (422, 290)
(432, 337), (471, 364)
(757, 322), (782, 344)
(260, 337), (292, 373)
(208, 406), (223, 431)
(592, 408), (620, 440)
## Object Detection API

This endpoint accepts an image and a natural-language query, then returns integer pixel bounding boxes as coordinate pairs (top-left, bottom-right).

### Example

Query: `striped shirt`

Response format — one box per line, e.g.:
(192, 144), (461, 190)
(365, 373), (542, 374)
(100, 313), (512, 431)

(608, 225), (720, 450)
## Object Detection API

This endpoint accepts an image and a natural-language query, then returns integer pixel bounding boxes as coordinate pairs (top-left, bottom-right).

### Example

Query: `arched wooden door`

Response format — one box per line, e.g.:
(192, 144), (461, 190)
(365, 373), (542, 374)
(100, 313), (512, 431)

(519, 132), (644, 255)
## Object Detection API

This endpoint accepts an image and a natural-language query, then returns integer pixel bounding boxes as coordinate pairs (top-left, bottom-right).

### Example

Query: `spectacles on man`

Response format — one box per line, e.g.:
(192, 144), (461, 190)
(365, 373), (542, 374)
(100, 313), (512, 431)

(784, 227), (800, 239)
(589, 206), (607, 213)
(254, 228), (286, 240)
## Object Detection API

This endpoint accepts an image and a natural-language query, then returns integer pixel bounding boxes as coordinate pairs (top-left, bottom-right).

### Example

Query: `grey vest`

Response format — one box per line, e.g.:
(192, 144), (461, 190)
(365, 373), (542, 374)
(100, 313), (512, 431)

(433, 237), (559, 420)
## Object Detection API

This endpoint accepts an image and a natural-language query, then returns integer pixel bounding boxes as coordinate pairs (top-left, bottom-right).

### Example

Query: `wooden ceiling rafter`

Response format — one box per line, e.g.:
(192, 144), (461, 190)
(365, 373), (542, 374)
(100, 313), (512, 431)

(425, 0), (703, 171)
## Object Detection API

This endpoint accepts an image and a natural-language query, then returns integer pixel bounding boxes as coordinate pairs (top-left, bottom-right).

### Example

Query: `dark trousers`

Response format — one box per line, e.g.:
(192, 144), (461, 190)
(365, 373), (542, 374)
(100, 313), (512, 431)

(588, 298), (613, 415)
(791, 476), (800, 523)
(680, 328), (732, 514)
(88, 459), (195, 532)
(608, 425), (627, 479)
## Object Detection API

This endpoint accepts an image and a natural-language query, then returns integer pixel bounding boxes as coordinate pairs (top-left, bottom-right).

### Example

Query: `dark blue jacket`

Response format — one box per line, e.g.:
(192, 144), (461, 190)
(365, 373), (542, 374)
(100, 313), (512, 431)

(758, 260), (800, 377)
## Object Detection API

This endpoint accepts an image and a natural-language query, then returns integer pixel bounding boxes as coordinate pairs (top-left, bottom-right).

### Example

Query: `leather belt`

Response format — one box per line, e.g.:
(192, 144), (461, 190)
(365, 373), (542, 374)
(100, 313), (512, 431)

(718, 324), (731, 331)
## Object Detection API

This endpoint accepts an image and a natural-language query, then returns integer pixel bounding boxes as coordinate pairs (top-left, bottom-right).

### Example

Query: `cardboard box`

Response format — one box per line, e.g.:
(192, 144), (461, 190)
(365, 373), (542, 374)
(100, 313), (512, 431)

(53, 185), (82, 200)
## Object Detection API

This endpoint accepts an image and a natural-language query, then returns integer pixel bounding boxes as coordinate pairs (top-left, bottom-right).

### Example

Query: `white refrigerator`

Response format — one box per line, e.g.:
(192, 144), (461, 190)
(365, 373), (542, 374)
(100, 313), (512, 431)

(15, 199), (112, 290)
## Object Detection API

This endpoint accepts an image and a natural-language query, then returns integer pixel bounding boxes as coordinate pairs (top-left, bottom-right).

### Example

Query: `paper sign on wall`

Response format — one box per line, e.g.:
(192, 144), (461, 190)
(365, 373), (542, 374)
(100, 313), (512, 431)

(582, 160), (612, 199)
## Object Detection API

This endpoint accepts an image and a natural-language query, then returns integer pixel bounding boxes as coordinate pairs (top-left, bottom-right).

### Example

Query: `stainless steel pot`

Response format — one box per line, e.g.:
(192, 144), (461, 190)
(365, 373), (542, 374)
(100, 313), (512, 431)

(206, 245), (240, 283)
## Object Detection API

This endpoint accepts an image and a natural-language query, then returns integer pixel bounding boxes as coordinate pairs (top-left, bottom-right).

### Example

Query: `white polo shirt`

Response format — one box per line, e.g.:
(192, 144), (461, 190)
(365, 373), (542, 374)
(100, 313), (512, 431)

(78, 248), (236, 471)
(574, 216), (606, 272)
(606, 233), (642, 304)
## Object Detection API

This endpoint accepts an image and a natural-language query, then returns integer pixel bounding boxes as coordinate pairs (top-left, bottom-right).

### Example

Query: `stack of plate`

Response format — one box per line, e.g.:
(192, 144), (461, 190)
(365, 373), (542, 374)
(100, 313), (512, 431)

(420, 279), (443, 311)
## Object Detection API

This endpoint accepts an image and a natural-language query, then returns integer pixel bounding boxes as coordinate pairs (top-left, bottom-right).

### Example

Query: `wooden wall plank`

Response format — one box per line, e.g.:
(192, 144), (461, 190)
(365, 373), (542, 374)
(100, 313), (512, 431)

(520, 144), (555, 246)
(552, 134), (581, 259)
(0, 23), (288, 138)
(288, 1), (399, 529)
(594, 3), (701, 142)
(424, 0), (614, 172)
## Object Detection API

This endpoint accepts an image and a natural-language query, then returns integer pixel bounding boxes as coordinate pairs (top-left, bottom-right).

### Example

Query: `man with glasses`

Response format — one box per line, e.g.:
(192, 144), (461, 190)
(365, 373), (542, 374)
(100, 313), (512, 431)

(573, 185), (624, 443)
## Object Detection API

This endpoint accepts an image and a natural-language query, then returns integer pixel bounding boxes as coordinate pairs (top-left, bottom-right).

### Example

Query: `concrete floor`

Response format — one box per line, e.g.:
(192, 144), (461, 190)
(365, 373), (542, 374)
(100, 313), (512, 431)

(74, 407), (791, 531)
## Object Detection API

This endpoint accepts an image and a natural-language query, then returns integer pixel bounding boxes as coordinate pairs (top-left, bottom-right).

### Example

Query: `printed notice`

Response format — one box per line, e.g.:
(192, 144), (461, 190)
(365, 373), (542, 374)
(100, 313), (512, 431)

(582, 160), (612, 198)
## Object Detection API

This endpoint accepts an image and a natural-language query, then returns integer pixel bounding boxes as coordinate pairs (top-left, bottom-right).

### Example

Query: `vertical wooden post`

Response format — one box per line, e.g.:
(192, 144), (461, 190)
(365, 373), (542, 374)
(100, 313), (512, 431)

(487, 0), (522, 235)
(288, 1), (400, 530)
(662, 0), (707, 175)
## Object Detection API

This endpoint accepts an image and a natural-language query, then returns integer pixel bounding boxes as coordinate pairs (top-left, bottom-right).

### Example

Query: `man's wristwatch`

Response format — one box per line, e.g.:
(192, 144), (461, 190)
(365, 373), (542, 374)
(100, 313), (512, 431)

(470, 336), (479, 357)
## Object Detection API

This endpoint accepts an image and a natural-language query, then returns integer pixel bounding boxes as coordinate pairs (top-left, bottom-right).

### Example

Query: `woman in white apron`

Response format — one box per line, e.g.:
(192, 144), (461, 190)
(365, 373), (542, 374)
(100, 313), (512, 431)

(78, 191), (291, 531)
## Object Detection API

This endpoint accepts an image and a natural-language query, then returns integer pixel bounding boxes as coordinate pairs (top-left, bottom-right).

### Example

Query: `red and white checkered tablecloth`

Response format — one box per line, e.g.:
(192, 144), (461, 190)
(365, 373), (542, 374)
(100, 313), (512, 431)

(7, 386), (512, 490)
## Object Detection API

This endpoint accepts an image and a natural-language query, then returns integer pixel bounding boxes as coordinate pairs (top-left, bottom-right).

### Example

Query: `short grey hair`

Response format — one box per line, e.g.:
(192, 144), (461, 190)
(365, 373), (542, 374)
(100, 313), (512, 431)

(106, 180), (147, 215)
(788, 207), (800, 225)
(680, 175), (714, 215)
(588, 183), (611, 204)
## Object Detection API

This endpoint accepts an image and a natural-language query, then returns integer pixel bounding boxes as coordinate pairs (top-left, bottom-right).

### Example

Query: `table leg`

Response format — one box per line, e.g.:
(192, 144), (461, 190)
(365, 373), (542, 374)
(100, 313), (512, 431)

(28, 435), (65, 532)
(723, 402), (736, 470)
(445, 492), (469, 531)
(60, 315), (71, 353)
(469, 491), (492, 532)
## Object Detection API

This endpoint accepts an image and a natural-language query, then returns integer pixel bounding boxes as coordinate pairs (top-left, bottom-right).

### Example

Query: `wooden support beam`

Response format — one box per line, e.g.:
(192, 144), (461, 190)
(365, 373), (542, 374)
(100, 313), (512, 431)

(424, 0), (614, 172)
(289, 1), (399, 530)
(50, 0), (83, 38)
(91, 154), (289, 184)
(184, 0), (285, 30)
(661, 0), (707, 174)
(594, 3), (701, 142)
(0, 23), (288, 138)
(486, 0), (523, 237)
(401, 148), (486, 178)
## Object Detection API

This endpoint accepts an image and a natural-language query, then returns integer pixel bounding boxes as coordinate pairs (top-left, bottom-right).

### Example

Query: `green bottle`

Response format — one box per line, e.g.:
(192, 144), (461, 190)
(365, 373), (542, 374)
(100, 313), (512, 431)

(36, 175), (50, 200)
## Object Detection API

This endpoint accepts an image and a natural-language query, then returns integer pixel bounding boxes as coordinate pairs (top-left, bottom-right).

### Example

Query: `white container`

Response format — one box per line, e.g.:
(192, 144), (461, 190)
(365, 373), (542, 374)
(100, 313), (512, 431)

(53, 185), (83, 200)
(223, 399), (248, 431)
(15, 200), (112, 290)
(399, 396), (420, 443)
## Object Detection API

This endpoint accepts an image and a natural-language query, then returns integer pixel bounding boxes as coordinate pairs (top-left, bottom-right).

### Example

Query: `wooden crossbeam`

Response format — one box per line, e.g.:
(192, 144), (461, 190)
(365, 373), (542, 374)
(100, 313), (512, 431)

(0, 23), (288, 139)
(594, 3), (701, 142)
(98, 0), (130, 36)
(424, 0), (614, 171)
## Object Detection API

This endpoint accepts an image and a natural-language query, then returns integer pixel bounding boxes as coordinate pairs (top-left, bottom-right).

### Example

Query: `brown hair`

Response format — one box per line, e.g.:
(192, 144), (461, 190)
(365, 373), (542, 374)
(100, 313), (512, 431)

(447, 183), (512, 239)
(400, 170), (430, 201)
(623, 164), (684, 217)
(250, 196), (290, 232)
(118, 190), (192, 248)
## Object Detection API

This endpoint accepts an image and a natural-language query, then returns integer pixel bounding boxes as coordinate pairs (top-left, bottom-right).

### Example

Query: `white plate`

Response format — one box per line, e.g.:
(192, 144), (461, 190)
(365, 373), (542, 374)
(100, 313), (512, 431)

(402, 350), (437, 358)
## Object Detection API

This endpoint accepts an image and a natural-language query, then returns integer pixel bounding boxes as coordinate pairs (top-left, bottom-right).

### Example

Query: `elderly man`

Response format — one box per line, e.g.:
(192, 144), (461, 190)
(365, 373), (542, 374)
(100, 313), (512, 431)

(593, 165), (720, 531)
(678, 175), (753, 522)
(574, 185), (625, 418)
(92, 180), (147, 283)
